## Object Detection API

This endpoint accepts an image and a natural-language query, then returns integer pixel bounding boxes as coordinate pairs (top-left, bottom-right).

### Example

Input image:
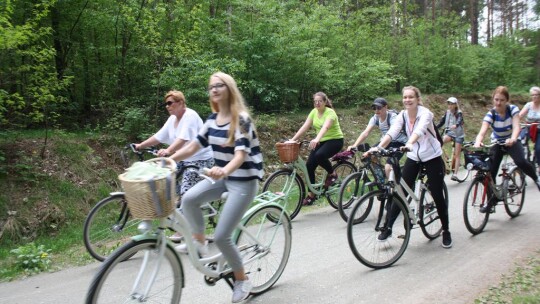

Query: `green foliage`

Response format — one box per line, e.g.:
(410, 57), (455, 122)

(10, 243), (52, 274)
(0, 0), (539, 129)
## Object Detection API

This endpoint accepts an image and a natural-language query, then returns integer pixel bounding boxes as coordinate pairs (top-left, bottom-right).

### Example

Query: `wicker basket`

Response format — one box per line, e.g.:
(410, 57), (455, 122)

(119, 158), (177, 219)
(275, 142), (300, 163)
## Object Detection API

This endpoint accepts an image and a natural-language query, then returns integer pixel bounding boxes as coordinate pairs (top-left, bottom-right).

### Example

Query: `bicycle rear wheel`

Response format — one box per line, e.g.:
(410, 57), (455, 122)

(418, 187), (443, 240)
(83, 194), (140, 261)
(325, 161), (356, 209)
(338, 170), (373, 223)
(86, 239), (184, 304)
(463, 178), (490, 235)
(503, 168), (526, 218)
(235, 205), (292, 295)
(261, 169), (304, 220)
(347, 190), (410, 269)
(452, 151), (470, 183)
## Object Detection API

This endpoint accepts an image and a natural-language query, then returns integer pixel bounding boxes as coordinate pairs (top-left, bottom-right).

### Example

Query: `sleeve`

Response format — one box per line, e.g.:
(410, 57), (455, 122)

(196, 115), (213, 148)
(510, 105), (520, 116)
(367, 115), (377, 127)
(483, 111), (494, 124)
(385, 110), (405, 140)
(435, 112), (446, 129)
(154, 116), (175, 144)
(412, 108), (433, 138)
(234, 114), (254, 153)
(176, 112), (200, 141)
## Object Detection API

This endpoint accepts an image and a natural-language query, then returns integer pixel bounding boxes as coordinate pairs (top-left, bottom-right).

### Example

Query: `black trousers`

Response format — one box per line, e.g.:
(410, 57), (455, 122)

(306, 138), (344, 185)
(386, 156), (449, 232)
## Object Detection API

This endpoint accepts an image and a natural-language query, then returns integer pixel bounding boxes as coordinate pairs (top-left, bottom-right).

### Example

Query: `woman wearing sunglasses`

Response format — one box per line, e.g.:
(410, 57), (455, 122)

(134, 90), (214, 197)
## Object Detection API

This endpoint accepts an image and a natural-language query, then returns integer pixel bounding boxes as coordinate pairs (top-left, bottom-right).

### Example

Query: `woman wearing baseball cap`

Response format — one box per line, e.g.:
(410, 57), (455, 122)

(436, 97), (465, 181)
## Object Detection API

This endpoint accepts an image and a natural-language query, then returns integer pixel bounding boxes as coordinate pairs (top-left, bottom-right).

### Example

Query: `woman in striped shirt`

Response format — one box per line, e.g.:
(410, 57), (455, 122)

(473, 86), (540, 212)
(169, 72), (262, 303)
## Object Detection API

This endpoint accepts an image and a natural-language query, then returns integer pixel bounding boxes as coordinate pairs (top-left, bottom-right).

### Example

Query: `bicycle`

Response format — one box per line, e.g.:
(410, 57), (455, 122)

(83, 144), (221, 262)
(520, 122), (539, 172)
(261, 140), (356, 220)
(337, 144), (381, 223)
(85, 164), (292, 303)
(439, 128), (470, 182)
(346, 147), (449, 269)
(462, 141), (526, 235)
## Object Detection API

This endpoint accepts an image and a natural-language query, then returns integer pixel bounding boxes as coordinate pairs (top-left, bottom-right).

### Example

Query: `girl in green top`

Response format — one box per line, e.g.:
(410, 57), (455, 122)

(289, 92), (344, 205)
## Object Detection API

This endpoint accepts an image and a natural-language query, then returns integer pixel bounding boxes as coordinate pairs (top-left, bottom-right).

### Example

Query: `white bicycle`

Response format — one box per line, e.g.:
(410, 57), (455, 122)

(85, 166), (292, 303)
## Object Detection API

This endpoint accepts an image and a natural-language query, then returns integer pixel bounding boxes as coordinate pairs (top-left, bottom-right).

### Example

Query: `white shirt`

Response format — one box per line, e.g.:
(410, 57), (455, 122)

(154, 108), (213, 162)
(386, 106), (442, 162)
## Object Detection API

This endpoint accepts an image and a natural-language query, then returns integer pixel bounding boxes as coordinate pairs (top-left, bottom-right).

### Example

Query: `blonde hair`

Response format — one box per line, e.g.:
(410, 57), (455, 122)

(402, 85), (423, 106)
(530, 86), (540, 95)
(208, 72), (252, 145)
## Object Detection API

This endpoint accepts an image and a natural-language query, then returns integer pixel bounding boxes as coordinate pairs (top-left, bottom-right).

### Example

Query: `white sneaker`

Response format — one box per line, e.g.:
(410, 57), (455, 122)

(231, 279), (252, 303)
(168, 232), (183, 243)
(175, 240), (208, 257)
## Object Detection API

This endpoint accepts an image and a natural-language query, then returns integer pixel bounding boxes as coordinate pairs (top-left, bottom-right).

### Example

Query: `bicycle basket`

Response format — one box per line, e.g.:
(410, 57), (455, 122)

(118, 157), (177, 219)
(275, 142), (300, 163)
(464, 150), (491, 171)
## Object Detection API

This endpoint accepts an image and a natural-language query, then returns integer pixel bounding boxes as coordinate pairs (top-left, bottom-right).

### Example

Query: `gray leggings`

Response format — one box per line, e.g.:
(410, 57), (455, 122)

(181, 178), (258, 272)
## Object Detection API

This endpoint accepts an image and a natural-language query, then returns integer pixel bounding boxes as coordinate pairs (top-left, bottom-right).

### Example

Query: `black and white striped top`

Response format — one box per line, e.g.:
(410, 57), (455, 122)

(196, 112), (264, 181)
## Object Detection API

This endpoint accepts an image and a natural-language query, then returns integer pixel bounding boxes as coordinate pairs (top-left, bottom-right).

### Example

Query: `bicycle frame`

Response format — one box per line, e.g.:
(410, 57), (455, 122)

(386, 162), (429, 224)
(131, 190), (287, 287)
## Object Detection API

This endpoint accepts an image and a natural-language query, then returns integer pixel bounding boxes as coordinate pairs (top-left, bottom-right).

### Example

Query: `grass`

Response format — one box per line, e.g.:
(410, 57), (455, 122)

(475, 251), (540, 304)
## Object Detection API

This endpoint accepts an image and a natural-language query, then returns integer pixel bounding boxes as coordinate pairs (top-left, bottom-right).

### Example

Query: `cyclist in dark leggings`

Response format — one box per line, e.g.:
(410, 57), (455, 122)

(289, 92), (344, 206)
(474, 86), (540, 213)
(365, 85), (452, 249)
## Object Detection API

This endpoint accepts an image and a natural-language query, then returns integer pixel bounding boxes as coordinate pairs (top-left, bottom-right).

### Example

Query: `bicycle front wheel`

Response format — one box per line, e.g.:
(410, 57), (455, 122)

(83, 194), (140, 261)
(338, 170), (373, 223)
(347, 190), (410, 269)
(86, 239), (184, 304)
(262, 169), (304, 220)
(503, 168), (526, 217)
(463, 178), (490, 235)
(236, 205), (292, 295)
(326, 161), (356, 209)
(418, 187), (443, 240)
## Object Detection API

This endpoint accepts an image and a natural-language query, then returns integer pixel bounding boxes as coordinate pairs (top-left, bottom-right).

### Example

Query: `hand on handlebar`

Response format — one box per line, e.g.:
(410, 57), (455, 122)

(157, 149), (170, 157)
(204, 166), (228, 180)
(400, 142), (413, 152)
(505, 138), (517, 147)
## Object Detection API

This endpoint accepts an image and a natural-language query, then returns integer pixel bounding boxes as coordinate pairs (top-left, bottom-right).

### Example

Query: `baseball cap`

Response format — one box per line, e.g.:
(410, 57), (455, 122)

(447, 97), (458, 104)
(372, 97), (388, 107)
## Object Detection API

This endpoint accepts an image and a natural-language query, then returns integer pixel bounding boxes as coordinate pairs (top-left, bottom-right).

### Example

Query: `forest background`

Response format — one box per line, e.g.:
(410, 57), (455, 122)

(1, 0), (540, 288)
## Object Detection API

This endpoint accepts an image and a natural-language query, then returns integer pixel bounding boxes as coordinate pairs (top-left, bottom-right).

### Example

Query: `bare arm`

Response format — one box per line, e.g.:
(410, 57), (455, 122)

(134, 136), (160, 150)
(290, 118), (313, 141)
(519, 106), (528, 119)
(348, 124), (375, 150)
(169, 140), (200, 162)
(506, 114), (521, 146)
(474, 121), (490, 147)
(158, 138), (188, 156)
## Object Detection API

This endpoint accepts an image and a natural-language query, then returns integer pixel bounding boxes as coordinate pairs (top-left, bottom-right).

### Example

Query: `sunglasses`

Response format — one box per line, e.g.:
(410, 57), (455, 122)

(371, 105), (383, 110)
(165, 100), (178, 107)
(208, 83), (227, 91)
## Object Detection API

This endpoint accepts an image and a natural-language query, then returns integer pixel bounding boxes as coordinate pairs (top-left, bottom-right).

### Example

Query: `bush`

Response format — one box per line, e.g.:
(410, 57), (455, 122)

(10, 242), (52, 274)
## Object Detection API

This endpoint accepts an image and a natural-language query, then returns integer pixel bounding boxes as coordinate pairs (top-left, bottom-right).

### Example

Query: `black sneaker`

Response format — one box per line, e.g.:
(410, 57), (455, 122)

(479, 197), (497, 213)
(377, 228), (392, 241)
(442, 230), (452, 248)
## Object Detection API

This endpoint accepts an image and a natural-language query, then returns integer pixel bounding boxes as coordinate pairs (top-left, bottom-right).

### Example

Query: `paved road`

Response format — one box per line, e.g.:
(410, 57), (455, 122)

(1, 176), (540, 304)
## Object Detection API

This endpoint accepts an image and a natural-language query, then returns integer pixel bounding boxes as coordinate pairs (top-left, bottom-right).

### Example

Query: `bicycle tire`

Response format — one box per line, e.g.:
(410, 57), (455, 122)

(338, 170), (373, 223)
(463, 177), (490, 235)
(418, 187), (443, 240)
(452, 151), (470, 183)
(503, 168), (526, 218)
(325, 161), (356, 209)
(235, 205), (292, 295)
(83, 194), (140, 261)
(347, 190), (411, 269)
(86, 238), (184, 304)
(261, 169), (304, 220)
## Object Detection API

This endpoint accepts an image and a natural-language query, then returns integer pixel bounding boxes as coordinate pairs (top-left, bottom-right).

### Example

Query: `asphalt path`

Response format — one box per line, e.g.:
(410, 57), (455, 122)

(1, 175), (540, 304)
